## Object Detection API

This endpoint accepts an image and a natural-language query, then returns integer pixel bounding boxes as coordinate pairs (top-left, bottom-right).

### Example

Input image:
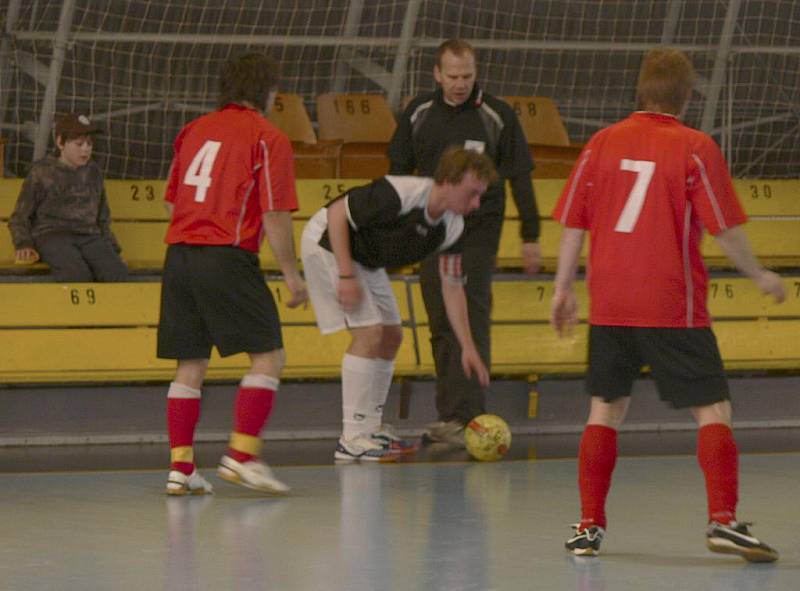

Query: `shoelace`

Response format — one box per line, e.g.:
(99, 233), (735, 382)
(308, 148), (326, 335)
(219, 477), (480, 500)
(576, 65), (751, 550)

(569, 524), (602, 540)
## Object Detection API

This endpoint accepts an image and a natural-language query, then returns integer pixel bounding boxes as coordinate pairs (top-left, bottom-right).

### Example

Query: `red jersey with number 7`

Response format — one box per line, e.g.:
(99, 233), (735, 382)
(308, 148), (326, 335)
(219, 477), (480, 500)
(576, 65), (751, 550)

(164, 103), (298, 252)
(552, 112), (747, 328)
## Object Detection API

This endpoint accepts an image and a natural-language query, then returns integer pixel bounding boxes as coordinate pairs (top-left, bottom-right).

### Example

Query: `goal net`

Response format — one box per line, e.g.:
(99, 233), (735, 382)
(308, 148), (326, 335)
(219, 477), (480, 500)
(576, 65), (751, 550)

(2, 0), (798, 178)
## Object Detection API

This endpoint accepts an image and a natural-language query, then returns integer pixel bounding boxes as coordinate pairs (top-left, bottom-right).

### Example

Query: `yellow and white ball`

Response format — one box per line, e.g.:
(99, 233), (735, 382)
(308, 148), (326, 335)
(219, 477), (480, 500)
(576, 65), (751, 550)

(464, 414), (512, 461)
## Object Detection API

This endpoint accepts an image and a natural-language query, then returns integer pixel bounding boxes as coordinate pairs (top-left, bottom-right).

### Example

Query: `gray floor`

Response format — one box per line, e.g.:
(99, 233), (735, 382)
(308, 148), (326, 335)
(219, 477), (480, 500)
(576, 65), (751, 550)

(1, 452), (798, 591)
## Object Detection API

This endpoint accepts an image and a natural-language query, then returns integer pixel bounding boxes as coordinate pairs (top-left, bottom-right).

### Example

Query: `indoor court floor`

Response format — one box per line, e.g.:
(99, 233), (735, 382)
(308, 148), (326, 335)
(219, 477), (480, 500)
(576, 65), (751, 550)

(1, 434), (798, 591)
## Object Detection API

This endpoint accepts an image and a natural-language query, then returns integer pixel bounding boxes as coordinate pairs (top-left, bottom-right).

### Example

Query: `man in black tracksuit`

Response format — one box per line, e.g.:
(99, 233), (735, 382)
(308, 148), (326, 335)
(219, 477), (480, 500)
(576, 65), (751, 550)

(387, 39), (541, 445)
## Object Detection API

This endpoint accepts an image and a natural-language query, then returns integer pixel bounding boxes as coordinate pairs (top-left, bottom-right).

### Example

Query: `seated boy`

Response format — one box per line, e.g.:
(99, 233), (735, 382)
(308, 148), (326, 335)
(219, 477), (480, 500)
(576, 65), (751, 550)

(8, 113), (128, 281)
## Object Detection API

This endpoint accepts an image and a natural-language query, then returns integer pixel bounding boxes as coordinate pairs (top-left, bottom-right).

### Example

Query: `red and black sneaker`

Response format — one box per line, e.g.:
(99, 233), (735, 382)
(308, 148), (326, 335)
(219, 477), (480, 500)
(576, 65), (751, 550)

(565, 524), (605, 556)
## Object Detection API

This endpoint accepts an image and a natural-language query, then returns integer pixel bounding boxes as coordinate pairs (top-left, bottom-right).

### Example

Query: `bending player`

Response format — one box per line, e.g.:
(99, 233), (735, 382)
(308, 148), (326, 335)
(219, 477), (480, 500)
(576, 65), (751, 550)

(551, 47), (784, 561)
(301, 147), (495, 461)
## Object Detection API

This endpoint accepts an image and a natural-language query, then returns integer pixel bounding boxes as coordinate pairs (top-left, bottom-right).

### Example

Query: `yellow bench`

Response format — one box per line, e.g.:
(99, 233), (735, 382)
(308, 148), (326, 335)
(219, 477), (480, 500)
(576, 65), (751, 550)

(2, 178), (798, 273)
(412, 277), (800, 375)
(0, 276), (797, 383)
(0, 280), (419, 383)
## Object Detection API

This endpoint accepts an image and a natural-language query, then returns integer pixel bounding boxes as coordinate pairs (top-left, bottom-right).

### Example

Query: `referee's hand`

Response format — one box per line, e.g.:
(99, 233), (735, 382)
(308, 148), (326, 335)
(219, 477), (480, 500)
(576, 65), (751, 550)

(284, 273), (309, 308)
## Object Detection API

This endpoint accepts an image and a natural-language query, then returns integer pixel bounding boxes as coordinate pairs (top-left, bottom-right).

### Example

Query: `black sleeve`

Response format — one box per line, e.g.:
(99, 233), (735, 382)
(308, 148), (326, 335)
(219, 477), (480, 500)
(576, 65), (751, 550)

(441, 234), (464, 255)
(497, 103), (539, 241)
(509, 173), (540, 242)
(386, 103), (417, 175)
(345, 179), (402, 229)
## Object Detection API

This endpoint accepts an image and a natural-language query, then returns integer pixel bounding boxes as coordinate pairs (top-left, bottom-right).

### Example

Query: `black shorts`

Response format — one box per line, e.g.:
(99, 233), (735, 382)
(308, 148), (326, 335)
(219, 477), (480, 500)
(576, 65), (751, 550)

(157, 244), (283, 359)
(586, 325), (729, 409)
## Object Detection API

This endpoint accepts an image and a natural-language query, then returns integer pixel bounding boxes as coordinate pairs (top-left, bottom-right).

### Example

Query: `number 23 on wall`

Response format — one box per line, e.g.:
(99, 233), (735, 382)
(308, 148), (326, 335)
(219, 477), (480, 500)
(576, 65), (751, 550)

(184, 140), (222, 202)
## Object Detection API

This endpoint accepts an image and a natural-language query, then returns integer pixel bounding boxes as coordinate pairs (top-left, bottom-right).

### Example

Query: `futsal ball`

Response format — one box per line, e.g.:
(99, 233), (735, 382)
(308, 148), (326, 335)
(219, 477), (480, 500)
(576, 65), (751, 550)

(464, 414), (511, 461)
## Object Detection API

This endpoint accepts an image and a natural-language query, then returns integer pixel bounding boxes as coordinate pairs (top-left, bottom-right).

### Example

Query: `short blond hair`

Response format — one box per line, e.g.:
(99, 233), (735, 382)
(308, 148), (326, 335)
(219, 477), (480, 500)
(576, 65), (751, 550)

(636, 48), (696, 114)
(436, 39), (475, 68)
(434, 146), (498, 186)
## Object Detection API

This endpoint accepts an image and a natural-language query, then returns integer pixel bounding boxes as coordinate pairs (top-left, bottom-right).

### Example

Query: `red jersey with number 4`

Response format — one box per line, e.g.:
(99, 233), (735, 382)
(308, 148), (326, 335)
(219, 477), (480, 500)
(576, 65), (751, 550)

(164, 103), (298, 252)
(552, 112), (747, 328)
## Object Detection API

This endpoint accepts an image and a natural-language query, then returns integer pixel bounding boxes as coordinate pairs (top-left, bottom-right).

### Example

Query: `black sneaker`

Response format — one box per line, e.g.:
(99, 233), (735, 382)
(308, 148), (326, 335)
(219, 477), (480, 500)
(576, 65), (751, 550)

(565, 524), (605, 556)
(706, 521), (779, 563)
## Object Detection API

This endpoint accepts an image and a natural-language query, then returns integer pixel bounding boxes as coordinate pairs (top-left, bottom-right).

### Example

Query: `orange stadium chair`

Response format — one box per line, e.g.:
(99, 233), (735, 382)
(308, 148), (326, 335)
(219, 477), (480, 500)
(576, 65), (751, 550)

(501, 96), (583, 178)
(267, 93), (339, 179)
(316, 93), (396, 179)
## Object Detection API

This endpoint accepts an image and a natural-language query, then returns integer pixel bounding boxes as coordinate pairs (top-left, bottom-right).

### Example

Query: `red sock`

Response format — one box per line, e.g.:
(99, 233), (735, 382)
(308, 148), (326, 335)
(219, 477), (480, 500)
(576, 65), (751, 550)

(227, 376), (277, 463)
(578, 424), (618, 530)
(697, 423), (738, 525)
(167, 383), (202, 475)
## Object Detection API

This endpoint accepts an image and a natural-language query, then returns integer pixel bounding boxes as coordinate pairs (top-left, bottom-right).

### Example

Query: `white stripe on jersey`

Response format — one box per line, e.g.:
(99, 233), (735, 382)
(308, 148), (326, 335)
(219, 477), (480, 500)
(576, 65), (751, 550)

(384, 176), (435, 215)
(234, 179), (256, 246)
(479, 102), (505, 132)
(559, 149), (592, 225)
(691, 153), (727, 231)
(438, 211), (464, 252)
(260, 139), (275, 211)
(682, 203), (694, 327)
(344, 195), (358, 230)
(409, 100), (434, 125)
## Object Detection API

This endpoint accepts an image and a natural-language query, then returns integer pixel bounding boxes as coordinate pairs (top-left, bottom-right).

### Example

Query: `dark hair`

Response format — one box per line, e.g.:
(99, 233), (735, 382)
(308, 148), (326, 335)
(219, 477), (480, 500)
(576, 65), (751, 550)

(435, 39), (475, 68)
(218, 53), (281, 110)
(434, 146), (498, 186)
(636, 48), (695, 115)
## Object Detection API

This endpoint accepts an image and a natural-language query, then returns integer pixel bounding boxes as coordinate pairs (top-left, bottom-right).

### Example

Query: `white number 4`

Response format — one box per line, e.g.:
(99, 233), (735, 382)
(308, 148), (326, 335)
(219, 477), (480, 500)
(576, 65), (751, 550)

(614, 159), (656, 233)
(184, 140), (221, 203)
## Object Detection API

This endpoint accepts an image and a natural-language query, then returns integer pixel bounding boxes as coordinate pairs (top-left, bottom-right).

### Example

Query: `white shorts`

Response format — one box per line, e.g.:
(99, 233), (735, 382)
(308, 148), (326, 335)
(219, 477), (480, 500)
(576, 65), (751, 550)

(301, 209), (401, 335)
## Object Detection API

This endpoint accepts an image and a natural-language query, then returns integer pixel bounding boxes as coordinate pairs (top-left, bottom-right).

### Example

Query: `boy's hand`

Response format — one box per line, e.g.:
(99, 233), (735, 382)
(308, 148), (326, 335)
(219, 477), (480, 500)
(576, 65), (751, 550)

(15, 248), (40, 265)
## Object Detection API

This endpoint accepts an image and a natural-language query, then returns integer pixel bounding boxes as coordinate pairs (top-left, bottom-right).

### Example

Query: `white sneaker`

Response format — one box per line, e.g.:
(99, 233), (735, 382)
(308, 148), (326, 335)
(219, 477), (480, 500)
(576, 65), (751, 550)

(217, 455), (290, 494)
(334, 435), (394, 462)
(371, 424), (418, 454)
(422, 420), (466, 448)
(166, 469), (214, 496)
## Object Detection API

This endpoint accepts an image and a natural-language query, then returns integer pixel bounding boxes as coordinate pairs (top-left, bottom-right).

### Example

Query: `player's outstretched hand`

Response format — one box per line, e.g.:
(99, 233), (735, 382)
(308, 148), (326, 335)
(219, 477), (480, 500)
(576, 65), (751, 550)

(461, 347), (490, 387)
(756, 270), (786, 304)
(337, 276), (363, 311)
(284, 273), (309, 308)
(551, 288), (577, 337)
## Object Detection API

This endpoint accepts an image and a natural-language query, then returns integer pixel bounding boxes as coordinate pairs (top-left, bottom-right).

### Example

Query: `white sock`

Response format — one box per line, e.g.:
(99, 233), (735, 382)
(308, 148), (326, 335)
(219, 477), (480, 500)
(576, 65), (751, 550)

(368, 358), (395, 432)
(341, 353), (378, 440)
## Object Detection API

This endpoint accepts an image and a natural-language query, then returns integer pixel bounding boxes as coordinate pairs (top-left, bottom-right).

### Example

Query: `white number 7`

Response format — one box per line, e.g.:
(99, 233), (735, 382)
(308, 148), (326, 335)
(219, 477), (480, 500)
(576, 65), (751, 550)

(184, 140), (221, 203)
(614, 159), (656, 233)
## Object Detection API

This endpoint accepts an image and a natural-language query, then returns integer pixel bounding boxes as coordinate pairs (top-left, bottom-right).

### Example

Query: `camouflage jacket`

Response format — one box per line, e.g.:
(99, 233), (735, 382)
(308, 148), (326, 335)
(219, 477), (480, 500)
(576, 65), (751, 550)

(8, 155), (121, 252)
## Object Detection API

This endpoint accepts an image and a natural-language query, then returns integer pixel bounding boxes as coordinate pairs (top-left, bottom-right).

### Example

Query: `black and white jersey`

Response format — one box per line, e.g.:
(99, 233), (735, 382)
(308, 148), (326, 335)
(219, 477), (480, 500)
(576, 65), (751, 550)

(313, 176), (464, 269)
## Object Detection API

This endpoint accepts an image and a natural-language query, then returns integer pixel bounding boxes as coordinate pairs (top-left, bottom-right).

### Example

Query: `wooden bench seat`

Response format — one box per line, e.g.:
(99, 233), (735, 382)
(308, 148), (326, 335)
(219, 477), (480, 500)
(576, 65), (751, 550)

(1, 276), (797, 383)
(0, 280), (418, 383)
